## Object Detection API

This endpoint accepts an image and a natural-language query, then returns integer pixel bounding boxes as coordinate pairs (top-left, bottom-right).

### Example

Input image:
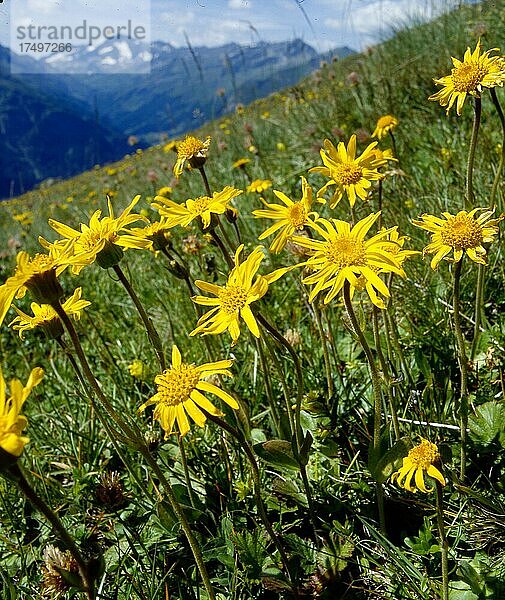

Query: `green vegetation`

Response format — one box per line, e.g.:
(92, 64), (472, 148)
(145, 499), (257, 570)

(1, 1), (505, 598)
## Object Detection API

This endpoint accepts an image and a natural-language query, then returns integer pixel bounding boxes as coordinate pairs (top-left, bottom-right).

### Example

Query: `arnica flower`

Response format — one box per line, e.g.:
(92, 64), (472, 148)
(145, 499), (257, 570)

(429, 40), (505, 115)
(370, 147), (398, 171)
(293, 212), (404, 308)
(0, 365), (43, 461)
(138, 345), (238, 437)
(156, 186), (173, 198)
(9, 287), (90, 339)
(232, 157), (251, 169)
(173, 135), (211, 178)
(119, 218), (172, 253)
(413, 208), (502, 269)
(252, 177), (318, 253)
(310, 135), (383, 208)
(246, 179), (272, 194)
(47, 195), (149, 272)
(128, 359), (148, 381)
(372, 115), (398, 140)
(391, 438), (445, 493)
(353, 228), (418, 308)
(190, 245), (292, 344)
(0, 241), (74, 327)
(153, 186), (242, 230)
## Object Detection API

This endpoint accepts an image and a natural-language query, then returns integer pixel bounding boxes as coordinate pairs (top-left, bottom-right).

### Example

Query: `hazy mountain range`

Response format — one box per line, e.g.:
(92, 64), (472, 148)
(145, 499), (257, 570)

(0, 38), (353, 199)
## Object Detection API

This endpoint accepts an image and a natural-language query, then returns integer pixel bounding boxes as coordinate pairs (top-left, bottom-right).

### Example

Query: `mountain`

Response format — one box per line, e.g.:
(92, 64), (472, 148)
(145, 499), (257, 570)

(0, 46), (132, 199)
(0, 39), (354, 199)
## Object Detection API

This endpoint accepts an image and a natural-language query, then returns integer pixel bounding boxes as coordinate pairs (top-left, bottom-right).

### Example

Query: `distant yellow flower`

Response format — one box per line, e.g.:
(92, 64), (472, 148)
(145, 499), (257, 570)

(372, 115), (398, 140)
(162, 141), (177, 153)
(156, 186), (172, 198)
(253, 177), (318, 253)
(153, 186), (242, 229)
(0, 365), (43, 459)
(138, 345), (238, 437)
(391, 438), (445, 493)
(47, 195), (149, 272)
(173, 135), (211, 178)
(12, 211), (34, 227)
(293, 212), (404, 307)
(429, 40), (505, 115)
(191, 245), (292, 344)
(247, 179), (272, 194)
(9, 288), (90, 339)
(128, 359), (148, 381)
(276, 142), (286, 152)
(310, 135), (383, 208)
(0, 242), (74, 327)
(232, 158), (250, 169)
(413, 209), (502, 269)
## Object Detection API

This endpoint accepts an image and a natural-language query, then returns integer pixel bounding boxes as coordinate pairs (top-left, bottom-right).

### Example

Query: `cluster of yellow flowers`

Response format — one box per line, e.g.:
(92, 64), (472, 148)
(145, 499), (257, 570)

(0, 39), (503, 504)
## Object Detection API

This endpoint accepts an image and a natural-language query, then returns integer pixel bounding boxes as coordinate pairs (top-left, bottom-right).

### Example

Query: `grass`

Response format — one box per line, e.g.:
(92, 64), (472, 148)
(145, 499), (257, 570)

(1, 1), (505, 598)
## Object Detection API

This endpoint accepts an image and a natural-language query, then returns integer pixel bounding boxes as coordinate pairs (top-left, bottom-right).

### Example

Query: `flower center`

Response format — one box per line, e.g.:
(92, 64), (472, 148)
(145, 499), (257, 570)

(218, 285), (249, 314)
(191, 196), (211, 215)
(440, 213), (483, 248)
(24, 253), (53, 275)
(333, 163), (363, 186)
(407, 440), (440, 470)
(156, 364), (201, 406)
(288, 203), (307, 228)
(377, 115), (396, 129)
(178, 136), (205, 159)
(451, 62), (488, 92)
(325, 236), (366, 268)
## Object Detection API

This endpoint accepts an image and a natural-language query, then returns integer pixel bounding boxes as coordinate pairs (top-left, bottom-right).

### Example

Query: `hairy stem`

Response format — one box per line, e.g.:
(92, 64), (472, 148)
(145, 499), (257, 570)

(436, 482), (449, 600)
(465, 96), (481, 209)
(490, 87), (505, 209)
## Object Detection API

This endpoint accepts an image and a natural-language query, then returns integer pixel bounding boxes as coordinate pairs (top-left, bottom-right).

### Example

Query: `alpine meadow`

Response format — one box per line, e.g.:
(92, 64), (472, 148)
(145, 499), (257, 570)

(1, 1), (505, 598)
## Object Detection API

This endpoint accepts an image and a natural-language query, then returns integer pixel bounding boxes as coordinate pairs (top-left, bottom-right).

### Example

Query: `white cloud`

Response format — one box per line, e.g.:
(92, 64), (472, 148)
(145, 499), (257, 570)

(228, 0), (252, 8)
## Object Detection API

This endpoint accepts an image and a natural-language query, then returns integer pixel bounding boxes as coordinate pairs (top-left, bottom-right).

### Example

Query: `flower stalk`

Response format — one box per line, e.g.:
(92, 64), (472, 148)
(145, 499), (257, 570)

(436, 481), (449, 600)
(465, 96), (481, 208)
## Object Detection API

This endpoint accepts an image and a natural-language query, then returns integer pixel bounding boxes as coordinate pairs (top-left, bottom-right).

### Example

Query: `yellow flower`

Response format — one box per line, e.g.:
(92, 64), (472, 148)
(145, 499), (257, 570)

(156, 186), (173, 198)
(47, 195), (149, 272)
(162, 141), (177, 153)
(429, 40), (505, 115)
(138, 345), (238, 437)
(369, 147), (398, 170)
(173, 135), (211, 178)
(372, 115), (398, 140)
(190, 245), (292, 344)
(119, 218), (172, 253)
(276, 142), (286, 152)
(12, 211), (34, 227)
(293, 212), (404, 308)
(232, 157), (251, 169)
(252, 177), (318, 253)
(9, 288), (90, 339)
(0, 365), (43, 459)
(246, 179), (272, 193)
(153, 186), (242, 230)
(391, 438), (445, 493)
(412, 208), (502, 269)
(310, 135), (383, 208)
(128, 359), (148, 381)
(0, 242), (74, 327)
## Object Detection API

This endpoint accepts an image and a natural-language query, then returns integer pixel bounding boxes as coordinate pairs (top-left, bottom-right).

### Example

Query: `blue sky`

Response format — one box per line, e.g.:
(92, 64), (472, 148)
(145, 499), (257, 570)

(2, 0), (468, 53)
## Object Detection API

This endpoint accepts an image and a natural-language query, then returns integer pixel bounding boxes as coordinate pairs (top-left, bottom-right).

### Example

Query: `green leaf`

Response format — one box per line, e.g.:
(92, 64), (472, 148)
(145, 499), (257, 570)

(369, 433), (410, 483)
(271, 477), (308, 506)
(468, 401), (505, 446)
(253, 439), (300, 471)
(298, 431), (313, 466)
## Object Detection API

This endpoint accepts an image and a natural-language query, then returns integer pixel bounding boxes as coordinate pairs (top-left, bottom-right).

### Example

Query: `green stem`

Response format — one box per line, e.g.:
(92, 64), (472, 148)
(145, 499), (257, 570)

(452, 260), (469, 481)
(209, 229), (234, 269)
(264, 335), (296, 437)
(313, 302), (334, 402)
(342, 282), (385, 533)
(436, 482), (449, 600)
(178, 434), (197, 508)
(470, 263), (485, 361)
(198, 166), (212, 197)
(52, 303), (215, 599)
(255, 337), (282, 436)
(8, 463), (95, 600)
(490, 87), (505, 209)
(389, 130), (398, 162)
(465, 96), (481, 209)
(217, 217), (236, 254)
(256, 312), (319, 543)
(202, 411), (294, 585)
(372, 306), (400, 441)
(112, 264), (166, 371)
